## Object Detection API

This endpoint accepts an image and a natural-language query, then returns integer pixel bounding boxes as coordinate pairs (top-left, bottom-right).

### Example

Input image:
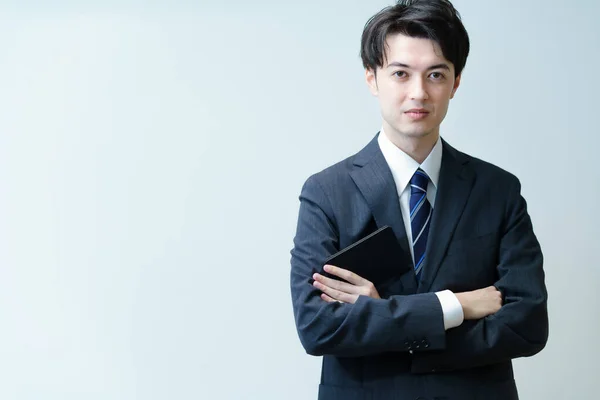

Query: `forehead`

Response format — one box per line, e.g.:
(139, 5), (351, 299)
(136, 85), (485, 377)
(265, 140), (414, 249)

(383, 33), (451, 68)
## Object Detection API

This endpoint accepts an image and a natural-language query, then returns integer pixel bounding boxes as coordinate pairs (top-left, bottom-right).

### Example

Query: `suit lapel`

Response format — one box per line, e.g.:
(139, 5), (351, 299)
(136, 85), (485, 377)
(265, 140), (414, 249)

(418, 140), (475, 293)
(349, 135), (413, 269)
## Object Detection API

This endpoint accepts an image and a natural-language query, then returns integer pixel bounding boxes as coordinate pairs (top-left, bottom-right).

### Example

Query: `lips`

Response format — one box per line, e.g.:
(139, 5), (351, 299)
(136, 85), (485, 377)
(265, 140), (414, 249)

(405, 109), (430, 120)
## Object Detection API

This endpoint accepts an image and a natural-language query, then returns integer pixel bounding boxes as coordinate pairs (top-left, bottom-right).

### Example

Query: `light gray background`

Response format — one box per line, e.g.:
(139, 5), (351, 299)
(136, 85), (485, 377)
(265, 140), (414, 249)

(0, 1), (598, 399)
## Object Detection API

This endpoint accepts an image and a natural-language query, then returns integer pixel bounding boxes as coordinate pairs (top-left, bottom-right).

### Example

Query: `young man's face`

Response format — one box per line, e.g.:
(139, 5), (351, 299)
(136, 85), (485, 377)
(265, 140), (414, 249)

(366, 33), (461, 142)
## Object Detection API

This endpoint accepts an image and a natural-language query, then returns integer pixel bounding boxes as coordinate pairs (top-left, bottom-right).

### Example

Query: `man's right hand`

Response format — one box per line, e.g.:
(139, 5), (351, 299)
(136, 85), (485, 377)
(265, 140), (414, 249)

(455, 286), (503, 320)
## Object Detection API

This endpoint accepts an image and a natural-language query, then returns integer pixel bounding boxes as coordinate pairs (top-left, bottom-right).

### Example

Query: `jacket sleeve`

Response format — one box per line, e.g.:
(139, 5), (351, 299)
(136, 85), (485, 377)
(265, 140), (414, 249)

(290, 175), (447, 357)
(410, 177), (549, 373)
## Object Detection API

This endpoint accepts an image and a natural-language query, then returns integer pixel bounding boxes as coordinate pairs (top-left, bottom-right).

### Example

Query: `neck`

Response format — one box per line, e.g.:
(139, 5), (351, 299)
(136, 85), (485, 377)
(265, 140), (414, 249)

(383, 125), (439, 164)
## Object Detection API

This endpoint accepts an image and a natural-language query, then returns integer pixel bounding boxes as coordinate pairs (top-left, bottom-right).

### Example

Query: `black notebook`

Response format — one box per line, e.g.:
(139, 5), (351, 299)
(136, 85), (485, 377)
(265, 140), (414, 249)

(322, 225), (410, 286)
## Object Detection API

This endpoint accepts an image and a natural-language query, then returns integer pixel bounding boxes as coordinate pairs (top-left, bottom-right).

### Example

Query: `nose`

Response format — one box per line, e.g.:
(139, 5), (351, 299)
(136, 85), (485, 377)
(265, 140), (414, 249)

(409, 77), (429, 100)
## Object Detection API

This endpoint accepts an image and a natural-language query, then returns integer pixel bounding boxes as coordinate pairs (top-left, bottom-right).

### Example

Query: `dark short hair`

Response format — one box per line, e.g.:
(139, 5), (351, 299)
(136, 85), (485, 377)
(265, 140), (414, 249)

(360, 0), (470, 77)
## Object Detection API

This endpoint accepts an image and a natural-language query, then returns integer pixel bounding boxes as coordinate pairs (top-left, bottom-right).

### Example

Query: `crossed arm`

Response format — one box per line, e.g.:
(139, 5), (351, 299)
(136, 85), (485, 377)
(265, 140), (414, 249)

(313, 264), (502, 321)
(290, 175), (548, 371)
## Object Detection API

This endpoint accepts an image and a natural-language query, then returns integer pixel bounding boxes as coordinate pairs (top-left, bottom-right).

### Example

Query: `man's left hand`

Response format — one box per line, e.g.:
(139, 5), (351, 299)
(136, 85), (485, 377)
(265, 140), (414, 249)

(312, 264), (381, 304)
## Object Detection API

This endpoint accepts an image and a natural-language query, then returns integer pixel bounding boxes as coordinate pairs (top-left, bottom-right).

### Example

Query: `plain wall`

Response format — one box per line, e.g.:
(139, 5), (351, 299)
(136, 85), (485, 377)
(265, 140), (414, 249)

(0, 1), (598, 399)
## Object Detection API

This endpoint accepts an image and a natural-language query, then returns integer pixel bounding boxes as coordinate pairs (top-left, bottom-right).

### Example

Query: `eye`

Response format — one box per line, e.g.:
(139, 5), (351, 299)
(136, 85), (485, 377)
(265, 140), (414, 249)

(393, 71), (407, 78)
(429, 72), (445, 80)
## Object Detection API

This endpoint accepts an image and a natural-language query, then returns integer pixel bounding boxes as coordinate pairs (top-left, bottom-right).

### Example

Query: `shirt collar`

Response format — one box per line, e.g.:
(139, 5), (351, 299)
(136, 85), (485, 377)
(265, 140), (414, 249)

(377, 127), (443, 193)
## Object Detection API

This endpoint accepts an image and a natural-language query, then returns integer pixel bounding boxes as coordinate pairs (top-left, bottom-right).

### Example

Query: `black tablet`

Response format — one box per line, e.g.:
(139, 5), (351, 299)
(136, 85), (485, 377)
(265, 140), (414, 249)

(322, 225), (411, 286)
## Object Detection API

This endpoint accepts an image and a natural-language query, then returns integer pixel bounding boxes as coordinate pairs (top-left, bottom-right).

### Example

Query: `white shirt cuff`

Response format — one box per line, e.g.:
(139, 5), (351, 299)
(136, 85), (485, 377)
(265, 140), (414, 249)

(435, 290), (464, 330)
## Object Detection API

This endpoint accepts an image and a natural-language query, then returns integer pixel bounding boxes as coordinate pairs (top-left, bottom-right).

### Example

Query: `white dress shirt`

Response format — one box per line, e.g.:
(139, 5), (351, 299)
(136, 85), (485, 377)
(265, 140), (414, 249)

(378, 128), (464, 330)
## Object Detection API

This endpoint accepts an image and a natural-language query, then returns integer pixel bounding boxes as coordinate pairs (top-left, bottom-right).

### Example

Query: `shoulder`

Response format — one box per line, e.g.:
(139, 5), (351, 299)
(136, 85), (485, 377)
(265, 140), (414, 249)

(302, 135), (378, 192)
(299, 155), (358, 207)
(306, 155), (355, 187)
(445, 141), (521, 188)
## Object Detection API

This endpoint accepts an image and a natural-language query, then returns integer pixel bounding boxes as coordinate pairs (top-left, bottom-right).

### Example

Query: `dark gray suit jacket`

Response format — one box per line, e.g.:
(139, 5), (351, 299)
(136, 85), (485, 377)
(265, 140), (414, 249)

(290, 134), (548, 400)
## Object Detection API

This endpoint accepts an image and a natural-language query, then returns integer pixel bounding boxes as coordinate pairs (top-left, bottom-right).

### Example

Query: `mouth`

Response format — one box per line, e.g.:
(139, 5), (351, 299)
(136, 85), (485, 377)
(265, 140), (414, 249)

(405, 109), (430, 120)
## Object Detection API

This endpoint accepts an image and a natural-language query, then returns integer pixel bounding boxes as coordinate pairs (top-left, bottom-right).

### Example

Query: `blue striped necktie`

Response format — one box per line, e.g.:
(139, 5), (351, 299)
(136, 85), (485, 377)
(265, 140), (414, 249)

(410, 168), (433, 280)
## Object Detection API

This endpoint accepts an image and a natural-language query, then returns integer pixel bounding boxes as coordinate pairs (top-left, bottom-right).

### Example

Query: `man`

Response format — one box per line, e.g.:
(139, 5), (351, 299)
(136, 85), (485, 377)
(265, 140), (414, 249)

(289, 1), (549, 399)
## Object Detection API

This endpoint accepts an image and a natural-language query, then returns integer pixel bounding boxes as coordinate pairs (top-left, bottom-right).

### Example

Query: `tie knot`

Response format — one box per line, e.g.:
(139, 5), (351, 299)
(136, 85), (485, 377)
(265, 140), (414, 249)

(410, 168), (430, 194)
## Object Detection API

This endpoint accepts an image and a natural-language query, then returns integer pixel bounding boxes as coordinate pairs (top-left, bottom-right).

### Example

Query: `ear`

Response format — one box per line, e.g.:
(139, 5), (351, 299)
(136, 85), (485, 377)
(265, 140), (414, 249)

(365, 68), (379, 96)
(450, 74), (461, 99)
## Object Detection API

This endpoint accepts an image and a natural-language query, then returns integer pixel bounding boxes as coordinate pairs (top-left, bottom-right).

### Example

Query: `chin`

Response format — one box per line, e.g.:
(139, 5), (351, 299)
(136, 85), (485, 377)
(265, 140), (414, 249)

(399, 127), (434, 138)
(385, 119), (436, 139)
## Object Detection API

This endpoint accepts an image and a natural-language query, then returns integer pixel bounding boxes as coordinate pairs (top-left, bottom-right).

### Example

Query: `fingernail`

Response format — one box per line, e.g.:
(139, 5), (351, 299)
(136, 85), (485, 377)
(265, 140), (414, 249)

(324, 265), (331, 272)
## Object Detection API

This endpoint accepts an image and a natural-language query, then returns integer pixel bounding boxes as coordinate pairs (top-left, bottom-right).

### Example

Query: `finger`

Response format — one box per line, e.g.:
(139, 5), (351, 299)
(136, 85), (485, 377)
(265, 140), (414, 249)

(313, 273), (362, 295)
(321, 293), (342, 303)
(323, 264), (370, 286)
(313, 280), (355, 303)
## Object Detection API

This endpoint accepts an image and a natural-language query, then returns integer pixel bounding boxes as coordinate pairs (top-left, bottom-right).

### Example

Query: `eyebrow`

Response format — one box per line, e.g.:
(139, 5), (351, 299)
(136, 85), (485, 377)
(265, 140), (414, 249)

(387, 62), (451, 71)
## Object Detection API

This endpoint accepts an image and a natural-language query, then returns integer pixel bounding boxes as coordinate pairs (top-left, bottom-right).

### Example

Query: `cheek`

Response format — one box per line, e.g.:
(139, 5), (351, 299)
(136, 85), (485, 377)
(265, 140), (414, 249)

(433, 93), (452, 111)
(378, 91), (396, 109)
(433, 100), (451, 122)
(380, 89), (405, 108)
